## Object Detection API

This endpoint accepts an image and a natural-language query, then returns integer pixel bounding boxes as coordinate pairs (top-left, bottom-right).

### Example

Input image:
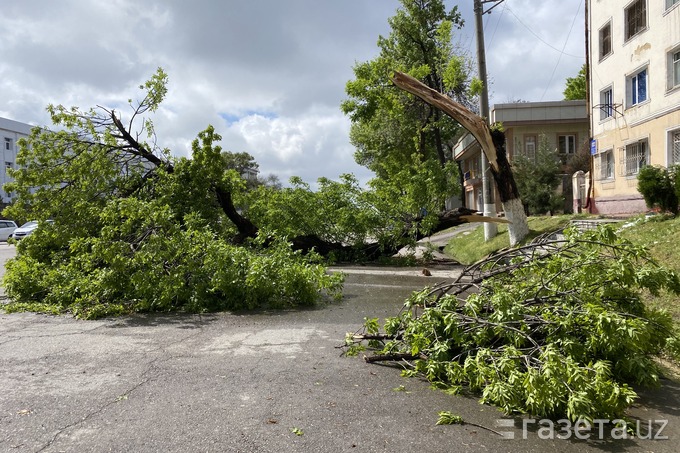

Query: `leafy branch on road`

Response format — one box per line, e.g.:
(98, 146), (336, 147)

(343, 226), (680, 421)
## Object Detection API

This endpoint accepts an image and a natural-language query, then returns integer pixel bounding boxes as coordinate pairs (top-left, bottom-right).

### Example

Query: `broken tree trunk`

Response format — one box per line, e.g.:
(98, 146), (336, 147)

(391, 71), (529, 245)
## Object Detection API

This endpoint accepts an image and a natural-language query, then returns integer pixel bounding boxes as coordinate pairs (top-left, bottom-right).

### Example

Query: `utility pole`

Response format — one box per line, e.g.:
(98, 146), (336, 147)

(474, 0), (502, 241)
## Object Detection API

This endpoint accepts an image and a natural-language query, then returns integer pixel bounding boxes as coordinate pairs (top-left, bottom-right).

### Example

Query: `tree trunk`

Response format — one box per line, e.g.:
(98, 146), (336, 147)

(391, 71), (529, 245)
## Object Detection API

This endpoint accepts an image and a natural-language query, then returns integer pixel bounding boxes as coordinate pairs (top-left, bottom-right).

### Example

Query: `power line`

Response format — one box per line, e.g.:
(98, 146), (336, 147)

(486, 1), (506, 48)
(504, 4), (584, 59)
(540, 0), (584, 100)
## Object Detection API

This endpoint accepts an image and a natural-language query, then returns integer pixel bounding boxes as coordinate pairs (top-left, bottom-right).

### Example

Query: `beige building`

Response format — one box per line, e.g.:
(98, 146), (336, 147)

(454, 101), (589, 213)
(589, 0), (680, 215)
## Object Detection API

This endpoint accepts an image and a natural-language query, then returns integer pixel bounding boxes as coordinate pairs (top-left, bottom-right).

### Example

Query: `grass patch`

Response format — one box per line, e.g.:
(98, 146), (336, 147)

(618, 214), (680, 320)
(445, 214), (585, 265)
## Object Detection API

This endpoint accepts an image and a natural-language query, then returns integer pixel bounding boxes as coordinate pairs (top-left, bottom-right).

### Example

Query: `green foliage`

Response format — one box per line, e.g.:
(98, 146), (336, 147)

(3, 197), (343, 319)
(637, 165), (679, 214)
(2, 70), (343, 319)
(245, 160), (458, 254)
(341, 0), (467, 205)
(512, 135), (564, 215)
(347, 227), (680, 421)
(245, 174), (381, 247)
(436, 411), (464, 425)
(563, 64), (587, 101)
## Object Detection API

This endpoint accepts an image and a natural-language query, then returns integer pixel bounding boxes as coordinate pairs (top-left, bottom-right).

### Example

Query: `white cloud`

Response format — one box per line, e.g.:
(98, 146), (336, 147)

(0, 0), (584, 187)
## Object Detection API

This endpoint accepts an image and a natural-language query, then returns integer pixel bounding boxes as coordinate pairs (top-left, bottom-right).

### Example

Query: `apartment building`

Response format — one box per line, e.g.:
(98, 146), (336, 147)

(589, 0), (680, 215)
(0, 117), (33, 205)
(454, 100), (589, 213)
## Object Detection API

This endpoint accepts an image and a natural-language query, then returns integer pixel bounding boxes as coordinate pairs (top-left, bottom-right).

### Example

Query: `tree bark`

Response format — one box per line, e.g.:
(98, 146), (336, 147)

(391, 71), (529, 245)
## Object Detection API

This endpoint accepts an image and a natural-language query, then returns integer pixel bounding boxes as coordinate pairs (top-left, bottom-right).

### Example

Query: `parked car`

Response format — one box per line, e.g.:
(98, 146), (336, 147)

(0, 220), (17, 241)
(10, 220), (53, 240)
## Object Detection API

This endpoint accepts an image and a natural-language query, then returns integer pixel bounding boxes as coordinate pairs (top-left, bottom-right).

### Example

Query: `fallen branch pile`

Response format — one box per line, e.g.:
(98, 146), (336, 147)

(343, 226), (680, 421)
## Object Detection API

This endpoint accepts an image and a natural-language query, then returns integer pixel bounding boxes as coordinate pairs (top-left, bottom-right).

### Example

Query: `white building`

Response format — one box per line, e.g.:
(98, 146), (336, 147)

(0, 117), (33, 205)
(589, 0), (680, 215)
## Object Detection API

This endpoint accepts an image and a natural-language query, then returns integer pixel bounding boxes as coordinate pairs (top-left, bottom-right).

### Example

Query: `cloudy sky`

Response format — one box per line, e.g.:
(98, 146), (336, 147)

(0, 0), (585, 186)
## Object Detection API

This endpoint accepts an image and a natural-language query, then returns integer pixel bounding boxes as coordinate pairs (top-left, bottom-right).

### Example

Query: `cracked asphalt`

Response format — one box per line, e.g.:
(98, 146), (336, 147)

(2, 244), (680, 452)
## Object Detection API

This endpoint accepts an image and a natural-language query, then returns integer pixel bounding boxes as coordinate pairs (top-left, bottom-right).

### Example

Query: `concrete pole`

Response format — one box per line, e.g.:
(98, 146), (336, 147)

(474, 0), (497, 240)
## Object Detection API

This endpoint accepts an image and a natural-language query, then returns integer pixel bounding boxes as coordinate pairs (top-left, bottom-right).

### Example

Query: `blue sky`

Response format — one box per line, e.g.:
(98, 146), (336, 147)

(0, 0), (585, 187)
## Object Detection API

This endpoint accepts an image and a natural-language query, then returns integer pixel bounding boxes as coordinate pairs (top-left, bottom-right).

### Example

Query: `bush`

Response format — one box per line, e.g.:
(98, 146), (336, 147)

(637, 165), (679, 214)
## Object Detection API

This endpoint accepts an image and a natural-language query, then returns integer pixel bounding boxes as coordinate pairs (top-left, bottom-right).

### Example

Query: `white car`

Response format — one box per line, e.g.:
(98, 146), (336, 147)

(0, 220), (17, 241)
(11, 221), (40, 240)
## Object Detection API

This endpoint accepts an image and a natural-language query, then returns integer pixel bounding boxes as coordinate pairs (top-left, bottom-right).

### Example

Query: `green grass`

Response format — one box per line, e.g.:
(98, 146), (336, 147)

(618, 214), (680, 319)
(444, 214), (588, 265)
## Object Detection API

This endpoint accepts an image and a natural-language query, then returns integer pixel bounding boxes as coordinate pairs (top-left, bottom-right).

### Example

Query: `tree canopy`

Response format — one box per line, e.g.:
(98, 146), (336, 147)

(563, 64), (587, 101)
(341, 0), (473, 196)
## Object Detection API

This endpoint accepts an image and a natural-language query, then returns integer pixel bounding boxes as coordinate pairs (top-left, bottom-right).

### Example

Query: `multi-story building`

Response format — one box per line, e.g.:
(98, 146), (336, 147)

(454, 100), (589, 213)
(589, 0), (680, 215)
(0, 117), (33, 205)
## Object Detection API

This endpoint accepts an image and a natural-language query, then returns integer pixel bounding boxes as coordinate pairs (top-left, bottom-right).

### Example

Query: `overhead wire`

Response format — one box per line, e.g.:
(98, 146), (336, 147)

(539, 0), (584, 100)
(504, 3), (584, 59)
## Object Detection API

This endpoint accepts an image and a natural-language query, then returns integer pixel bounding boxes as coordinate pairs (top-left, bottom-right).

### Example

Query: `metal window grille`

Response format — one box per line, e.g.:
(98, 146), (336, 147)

(625, 0), (646, 40)
(599, 23), (611, 59)
(525, 136), (536, 161)
(595, 151), (614, 180)
(621, 141), (648, 176)
(672, 131), (680, 164)
(600, 89), (613, 119)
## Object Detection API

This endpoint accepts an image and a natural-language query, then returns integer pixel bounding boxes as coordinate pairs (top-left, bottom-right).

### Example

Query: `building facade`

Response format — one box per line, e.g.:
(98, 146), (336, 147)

(589, 0), (680, 215)
(0, 117), (33, 205)
(454, 101), (589, 213)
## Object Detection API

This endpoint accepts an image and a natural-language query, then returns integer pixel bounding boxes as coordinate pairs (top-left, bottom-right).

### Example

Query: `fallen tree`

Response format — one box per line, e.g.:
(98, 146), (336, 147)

(343, 226), (680, 421)
(2, 69), (507, 318)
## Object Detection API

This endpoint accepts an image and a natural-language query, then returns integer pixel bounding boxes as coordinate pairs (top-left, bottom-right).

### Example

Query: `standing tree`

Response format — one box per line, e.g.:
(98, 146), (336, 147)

(563, 64), (587, 101)
(512, 135), (564, 215)
(341, 0), (474, 200)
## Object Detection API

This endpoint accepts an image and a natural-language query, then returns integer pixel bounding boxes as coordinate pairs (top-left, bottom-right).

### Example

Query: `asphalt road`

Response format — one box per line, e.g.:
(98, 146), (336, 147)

(1, 245), (680, 452)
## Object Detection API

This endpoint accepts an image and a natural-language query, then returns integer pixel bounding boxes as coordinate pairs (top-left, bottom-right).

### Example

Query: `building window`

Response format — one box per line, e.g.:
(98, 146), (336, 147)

(596, 149), (614, 180)
(599, 22), (612, 60)
(627, 67), (647, 107)
(671, 129), (680, 165)
(4, 162), (12, 169)
(558, 135), (576, 154)
(670, 49), (680, 91)
(666, 0), (679, 11)
(524, 135), (537, 160)
(600, 87), (614, 120)
(625, 0), (646, 41)
(621, 140), (648, 176)
(4, 138), (12, 151)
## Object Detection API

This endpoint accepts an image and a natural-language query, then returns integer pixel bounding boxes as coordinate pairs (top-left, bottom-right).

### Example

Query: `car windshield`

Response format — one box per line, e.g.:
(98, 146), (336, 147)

(20, 221), (38, 228)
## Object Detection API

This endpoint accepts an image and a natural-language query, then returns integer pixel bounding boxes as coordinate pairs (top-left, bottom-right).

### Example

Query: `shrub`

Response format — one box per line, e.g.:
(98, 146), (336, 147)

(637, 165), (679, 214)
